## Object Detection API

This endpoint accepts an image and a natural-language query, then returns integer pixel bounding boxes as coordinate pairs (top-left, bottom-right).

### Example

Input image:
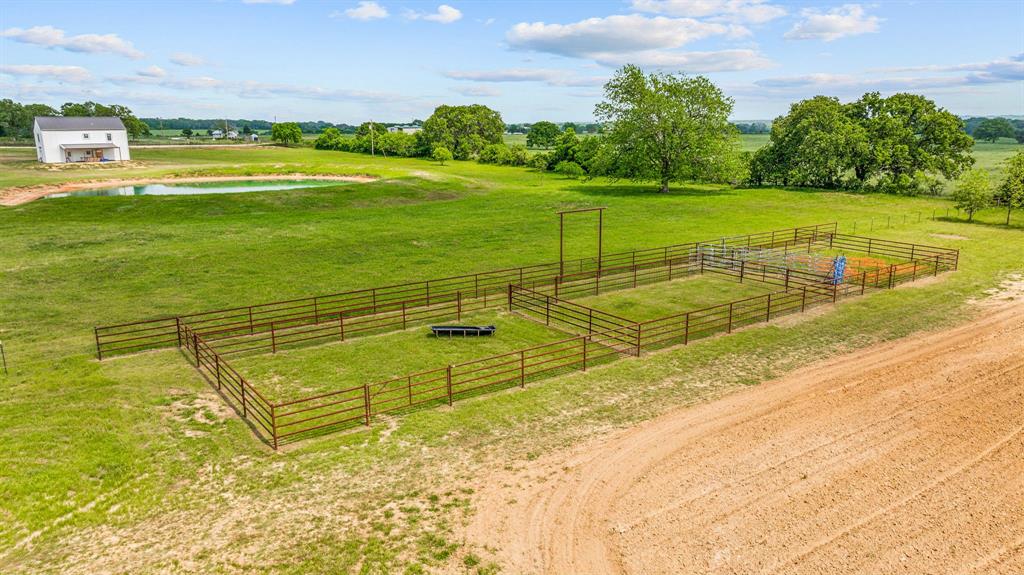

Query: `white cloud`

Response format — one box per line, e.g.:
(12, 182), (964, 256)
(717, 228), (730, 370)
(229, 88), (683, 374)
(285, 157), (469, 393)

(170, 52), (206, 67)
(508, 15), (731, 57)
(137, 65), (167, 78)
(0, 64), (93, 83)
(871, 53), (1024, 83)
(631, 0), (786, 24)
(242, 0), (297, 4)
(406, 4), (462, 24)
(335, 1), (389, 20)
(444, 68), (606, 87)
(785, 4), (881, 42)
(453, 85), (501, 97)
(1, 25), (144, 59)
(505, 15), (771, 72)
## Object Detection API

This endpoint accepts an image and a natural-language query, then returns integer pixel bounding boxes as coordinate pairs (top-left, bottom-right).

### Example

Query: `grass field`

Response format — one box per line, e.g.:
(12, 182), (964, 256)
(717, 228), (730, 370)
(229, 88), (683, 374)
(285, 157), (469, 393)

(572, 274), (771, 321)
(232, 310), (565, 402)
(1, 144), (1023, 573)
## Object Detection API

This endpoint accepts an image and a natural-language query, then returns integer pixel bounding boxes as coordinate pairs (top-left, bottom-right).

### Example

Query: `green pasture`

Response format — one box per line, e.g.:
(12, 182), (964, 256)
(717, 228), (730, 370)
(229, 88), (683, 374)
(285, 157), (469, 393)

(1, 144), (1023, 574)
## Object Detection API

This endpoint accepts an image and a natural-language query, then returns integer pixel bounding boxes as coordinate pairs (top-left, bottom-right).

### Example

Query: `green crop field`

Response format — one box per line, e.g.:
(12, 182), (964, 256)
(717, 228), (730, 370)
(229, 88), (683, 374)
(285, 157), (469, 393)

(1, 144), (1023, 574)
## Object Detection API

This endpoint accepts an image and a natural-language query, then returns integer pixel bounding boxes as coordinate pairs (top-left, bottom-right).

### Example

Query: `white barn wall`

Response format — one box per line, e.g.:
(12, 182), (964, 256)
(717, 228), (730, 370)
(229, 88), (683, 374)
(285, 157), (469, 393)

(33, 123), (131, 164)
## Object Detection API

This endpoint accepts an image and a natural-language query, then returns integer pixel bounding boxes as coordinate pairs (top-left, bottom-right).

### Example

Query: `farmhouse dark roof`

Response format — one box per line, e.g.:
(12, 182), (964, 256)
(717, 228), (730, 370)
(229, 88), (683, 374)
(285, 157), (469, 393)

(34, 116), (127, 131)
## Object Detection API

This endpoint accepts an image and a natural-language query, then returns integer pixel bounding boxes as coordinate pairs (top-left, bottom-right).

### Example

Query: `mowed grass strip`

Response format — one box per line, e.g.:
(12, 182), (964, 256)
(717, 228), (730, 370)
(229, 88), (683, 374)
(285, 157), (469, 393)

(572, 274), (773, 322)
(230, 310), (567, 402)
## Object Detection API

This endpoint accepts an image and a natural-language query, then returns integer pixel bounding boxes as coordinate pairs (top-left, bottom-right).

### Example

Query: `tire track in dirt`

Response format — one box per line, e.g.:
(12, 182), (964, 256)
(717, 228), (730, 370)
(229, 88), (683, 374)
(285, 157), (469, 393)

(464, 298), (1024, 574)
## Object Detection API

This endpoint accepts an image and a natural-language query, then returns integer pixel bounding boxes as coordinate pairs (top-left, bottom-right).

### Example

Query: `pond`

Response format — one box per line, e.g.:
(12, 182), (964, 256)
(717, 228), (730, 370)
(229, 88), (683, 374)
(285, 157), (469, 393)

(45, 179), (349, 199)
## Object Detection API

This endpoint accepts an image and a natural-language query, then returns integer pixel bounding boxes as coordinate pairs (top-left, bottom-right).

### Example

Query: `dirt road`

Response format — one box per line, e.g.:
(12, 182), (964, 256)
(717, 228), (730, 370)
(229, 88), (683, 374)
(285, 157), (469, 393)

(466, 298), (1024, 574)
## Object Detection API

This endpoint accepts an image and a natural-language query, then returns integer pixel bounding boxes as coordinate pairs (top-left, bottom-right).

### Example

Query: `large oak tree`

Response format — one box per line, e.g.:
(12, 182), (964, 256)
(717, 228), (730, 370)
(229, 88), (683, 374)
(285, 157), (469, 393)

(594, 65), (741, 193)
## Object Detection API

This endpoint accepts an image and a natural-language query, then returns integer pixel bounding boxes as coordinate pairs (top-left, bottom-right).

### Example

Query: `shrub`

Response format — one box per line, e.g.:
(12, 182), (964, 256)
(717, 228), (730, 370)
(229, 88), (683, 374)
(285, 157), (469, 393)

(431, 146), (453, 166)
(554, 161), (584, 179)
(529, 153), (551, 171)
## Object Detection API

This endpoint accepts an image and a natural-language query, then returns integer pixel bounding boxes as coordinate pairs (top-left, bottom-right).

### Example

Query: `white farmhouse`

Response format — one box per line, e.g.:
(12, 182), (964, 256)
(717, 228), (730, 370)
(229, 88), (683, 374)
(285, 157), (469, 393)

(33, 117), (131, 164)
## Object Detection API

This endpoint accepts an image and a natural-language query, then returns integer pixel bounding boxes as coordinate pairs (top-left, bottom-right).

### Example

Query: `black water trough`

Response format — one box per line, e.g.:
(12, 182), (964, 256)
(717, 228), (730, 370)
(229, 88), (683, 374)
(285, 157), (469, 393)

(430, 325), (496, 337)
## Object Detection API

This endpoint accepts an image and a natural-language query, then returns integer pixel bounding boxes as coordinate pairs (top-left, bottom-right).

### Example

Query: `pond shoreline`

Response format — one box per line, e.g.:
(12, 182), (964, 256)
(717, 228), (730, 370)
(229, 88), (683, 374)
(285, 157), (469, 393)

(0, 174), (378, 206)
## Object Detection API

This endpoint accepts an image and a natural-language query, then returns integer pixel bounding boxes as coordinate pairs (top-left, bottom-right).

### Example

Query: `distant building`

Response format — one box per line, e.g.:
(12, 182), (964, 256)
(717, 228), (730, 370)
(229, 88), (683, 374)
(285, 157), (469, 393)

(226, 130), (240, 139)
(211, 129), (224, 139)
(33, 116), (131, 164)
(249, 133), (260, 142)
(387, 125), (422, 135)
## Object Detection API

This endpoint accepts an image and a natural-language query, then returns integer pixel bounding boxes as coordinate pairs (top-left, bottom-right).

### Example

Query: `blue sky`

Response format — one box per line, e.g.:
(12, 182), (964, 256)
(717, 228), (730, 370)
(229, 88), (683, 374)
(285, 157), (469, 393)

(1, 0), (1021, 123)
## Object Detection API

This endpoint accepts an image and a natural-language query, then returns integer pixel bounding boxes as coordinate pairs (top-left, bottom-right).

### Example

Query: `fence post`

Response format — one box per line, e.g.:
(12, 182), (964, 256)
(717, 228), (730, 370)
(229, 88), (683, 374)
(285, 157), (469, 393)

(0, 341), (7, 375)
(248, 306), (254, 335)
(94, 327), (102, 361)
(801, 286), (807, 312)
(861, 271), (867, 295)
(339, 312), (345, 341)
(700, 252), (705, 275)
(888, 264), (896, 289)
(271, 321), (277, 353)
(581, 337), (587, 371)
(545, 295), (551, 325)
(175, 317), (182, 348)
(727, 303), (734, 334)
(633, 262), (638, 288)
(363, 383), (371, 426)
(271, 404), (278, 450)
(215, 353), (221, 390)
(446, 365), (453, 406)
(635, 324), (642, 356)
(832, 282), (838, 303)
(739, 260), (745, 283)
(766, 293), (772, 322)
(408, 375), (413, 406)
(402, 301), (407, 329)
(241, 377), (247, 418)
(192, 332), (199, 366)
(934, 254), (940, 276)
(520, 350), (526, 388)
(784, 268), (791, 291)
(588, 308), (594, 334)
(508, 284), (513, 312)
(313, 297), (320, 325)
(457, 291), (462, 321)
(668, 256), (673, 281)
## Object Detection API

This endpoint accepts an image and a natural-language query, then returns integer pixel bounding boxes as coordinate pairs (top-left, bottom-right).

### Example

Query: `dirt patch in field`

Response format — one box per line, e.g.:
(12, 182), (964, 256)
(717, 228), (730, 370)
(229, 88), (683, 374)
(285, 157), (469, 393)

(0, 174), (378, 206)
(931, 233), (970, 241)
(462, 295), (1024, 574)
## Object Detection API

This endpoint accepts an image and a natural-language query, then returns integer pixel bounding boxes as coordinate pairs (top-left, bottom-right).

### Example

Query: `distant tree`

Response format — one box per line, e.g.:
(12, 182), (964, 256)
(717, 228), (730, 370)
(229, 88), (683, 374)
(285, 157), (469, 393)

(432, 145), (453, 166)
(181, 128), (193, 138)
(526, 121), (560, 149)
(996, 151), (1024, 225)
(952, 168), (992, 222)
(1016, 128), (1024, 144)
(973, 118), (1016, 143)
(314, 127), (346, 150)
(550, 127), (581, 167)
(60, 101), (149, 138)
(554, 160), (584, 179)
(420, 104), (504, 160)
(562, 122), (579, 133)
(206, 128), (214, 136)
(242, 124), (252, 135)
(271, 122), (303, 145)
(594, 64), (740, 192)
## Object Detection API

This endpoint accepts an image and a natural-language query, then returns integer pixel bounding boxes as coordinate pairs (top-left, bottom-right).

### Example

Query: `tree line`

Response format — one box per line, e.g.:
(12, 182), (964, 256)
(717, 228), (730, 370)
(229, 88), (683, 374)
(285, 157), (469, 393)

(0, 99), (151, 139)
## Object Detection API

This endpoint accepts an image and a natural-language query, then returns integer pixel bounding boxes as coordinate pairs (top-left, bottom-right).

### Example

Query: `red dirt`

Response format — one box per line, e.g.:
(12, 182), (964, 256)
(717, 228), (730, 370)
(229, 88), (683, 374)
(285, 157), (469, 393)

(465, 299), (1024, 574)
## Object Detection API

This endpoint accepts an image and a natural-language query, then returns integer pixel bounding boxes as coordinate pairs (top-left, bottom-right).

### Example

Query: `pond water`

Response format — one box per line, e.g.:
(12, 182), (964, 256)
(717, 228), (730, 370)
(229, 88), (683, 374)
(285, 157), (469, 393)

(45, 179), (347, 198)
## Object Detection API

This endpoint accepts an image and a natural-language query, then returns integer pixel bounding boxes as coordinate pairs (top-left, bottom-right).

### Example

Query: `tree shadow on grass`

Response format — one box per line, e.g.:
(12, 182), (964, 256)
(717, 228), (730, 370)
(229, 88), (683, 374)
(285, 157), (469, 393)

(564, 182), (736, 199)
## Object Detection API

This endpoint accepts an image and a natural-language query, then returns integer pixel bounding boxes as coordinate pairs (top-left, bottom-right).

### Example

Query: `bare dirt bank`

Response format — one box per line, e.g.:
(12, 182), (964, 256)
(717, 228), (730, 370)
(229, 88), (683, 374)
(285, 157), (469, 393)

(0, 174), (377, 206)
(465, 295), (1024, 574)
